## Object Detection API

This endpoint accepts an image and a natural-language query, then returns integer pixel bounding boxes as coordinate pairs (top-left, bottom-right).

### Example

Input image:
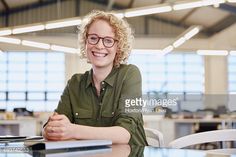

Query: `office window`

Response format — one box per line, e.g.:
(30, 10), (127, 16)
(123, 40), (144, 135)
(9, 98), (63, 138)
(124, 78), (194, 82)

(228, 56), (236, 93)
(0, 52), (65, 111)
(129, 51), (204, 94)
(128, 51), (204, 112)
(228, 56), (236, 111)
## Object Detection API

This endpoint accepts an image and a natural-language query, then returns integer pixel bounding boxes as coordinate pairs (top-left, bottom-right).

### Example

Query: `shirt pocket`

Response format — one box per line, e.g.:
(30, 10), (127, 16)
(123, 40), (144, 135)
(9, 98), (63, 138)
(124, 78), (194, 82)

(102, 111), (115, 118)
(101, 111), (115, 126)
(73, 108), (94, 125)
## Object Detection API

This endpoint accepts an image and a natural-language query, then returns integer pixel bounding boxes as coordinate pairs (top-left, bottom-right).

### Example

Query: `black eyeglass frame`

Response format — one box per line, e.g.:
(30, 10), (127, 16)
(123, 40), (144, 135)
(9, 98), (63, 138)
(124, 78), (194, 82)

(86, 34), (118, 48)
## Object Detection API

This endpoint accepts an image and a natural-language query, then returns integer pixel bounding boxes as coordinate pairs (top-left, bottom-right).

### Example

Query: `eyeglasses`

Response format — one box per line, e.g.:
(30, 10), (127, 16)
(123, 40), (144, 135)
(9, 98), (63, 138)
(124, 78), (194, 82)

(87, 34), (117, 48)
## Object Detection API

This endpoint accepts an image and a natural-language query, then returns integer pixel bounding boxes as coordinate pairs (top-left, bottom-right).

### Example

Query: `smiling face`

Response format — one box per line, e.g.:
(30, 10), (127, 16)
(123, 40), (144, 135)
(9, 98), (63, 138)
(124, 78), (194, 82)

(85, 19), (117, 69)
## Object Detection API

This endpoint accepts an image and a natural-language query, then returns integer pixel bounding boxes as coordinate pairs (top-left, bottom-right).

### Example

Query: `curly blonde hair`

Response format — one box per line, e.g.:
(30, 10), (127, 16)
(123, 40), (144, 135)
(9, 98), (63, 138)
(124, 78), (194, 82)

(78, 10), (134, 67)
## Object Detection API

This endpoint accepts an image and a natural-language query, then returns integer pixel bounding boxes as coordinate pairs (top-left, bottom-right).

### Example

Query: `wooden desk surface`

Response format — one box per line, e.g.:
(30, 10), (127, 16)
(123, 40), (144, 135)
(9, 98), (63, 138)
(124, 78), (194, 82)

(143, 115), (236, 123)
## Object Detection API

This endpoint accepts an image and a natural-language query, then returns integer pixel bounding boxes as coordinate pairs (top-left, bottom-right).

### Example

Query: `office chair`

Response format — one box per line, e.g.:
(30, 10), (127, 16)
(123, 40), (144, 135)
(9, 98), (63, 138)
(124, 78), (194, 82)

(144, 128), (164, 147)
(168, 129), (236, 151)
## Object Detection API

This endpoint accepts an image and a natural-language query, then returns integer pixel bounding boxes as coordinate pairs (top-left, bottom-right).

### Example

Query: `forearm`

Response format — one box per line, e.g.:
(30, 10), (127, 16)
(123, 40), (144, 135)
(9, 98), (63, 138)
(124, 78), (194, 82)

(72, 124), (130, 144)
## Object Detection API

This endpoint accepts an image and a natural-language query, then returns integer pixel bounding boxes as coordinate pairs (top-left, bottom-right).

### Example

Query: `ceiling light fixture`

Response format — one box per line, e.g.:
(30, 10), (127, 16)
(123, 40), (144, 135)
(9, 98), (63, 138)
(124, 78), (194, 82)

(45, 18), (82, 29)
(0, 36), (79, 54)
(0, 29), (12, 36)
(0, 0), (232, 36)
(173, 0), (225, 10)
(12, 25), (45, 34)
(230, 51), (236, 55)
(184, 26), (201, 40)
(0, 37), (21, 44)
(162, 25), (202, 54)
(162, 45), (174, 55)
(227, 0), (236, 2)
(173, 37), (186, 48)
(173, 1), (203, 10)
(124, 5), (172, 17)
(202, 0), (226, 6)
(113, 12), (125, 18)
(50, 45), (78, 54)
(22, 40), (50, 49)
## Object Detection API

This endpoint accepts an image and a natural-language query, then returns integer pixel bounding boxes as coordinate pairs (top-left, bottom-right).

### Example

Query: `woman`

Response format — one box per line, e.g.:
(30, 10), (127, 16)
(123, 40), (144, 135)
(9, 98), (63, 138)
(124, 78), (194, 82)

(43, 10), (148, 146)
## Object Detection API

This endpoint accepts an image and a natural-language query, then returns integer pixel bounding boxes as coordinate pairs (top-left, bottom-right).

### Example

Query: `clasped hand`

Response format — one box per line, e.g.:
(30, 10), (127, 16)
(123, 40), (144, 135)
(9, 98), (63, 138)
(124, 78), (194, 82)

(43, 113), (75, 140)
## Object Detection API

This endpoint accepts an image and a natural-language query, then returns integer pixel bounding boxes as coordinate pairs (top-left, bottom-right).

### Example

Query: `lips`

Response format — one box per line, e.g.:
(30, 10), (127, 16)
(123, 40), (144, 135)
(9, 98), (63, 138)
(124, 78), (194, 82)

(92, 51), (108, 57)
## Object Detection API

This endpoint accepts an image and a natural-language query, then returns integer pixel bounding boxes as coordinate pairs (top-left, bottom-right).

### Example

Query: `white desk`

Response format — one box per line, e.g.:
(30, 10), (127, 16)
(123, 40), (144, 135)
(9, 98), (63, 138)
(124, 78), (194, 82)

(143, 115), (236, 146)
(0, 119), (37, 136)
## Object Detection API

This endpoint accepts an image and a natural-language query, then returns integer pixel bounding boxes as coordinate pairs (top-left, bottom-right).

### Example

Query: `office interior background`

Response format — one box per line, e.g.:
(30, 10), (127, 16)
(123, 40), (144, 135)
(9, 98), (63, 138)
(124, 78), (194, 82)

(0, 0), (236, 146)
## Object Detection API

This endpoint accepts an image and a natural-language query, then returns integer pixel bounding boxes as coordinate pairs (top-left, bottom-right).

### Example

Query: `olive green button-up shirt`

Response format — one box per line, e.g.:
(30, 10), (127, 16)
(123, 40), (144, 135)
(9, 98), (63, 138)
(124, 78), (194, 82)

(55, 64), (148, 146)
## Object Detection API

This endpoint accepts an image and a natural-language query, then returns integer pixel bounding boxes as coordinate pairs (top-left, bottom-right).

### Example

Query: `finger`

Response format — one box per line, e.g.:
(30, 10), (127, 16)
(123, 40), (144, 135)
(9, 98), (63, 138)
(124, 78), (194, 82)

(50, 115), (66, 121)
(46, 132), (64, 139)
(49, 112), (59, 121)
(53, 112), (58, 116)
(49, 126), (64, 134)
(45, 126), (60, 135)
(45, 126), (54, 133)
(46, 125), (60, 132)
(47, 121), (63, 127)
(47, 136), (64, 141)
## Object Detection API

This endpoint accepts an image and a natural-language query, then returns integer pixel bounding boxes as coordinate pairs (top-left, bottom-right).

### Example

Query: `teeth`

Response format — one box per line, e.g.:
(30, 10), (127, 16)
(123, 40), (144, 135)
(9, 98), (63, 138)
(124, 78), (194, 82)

(93, 52), (107, 57)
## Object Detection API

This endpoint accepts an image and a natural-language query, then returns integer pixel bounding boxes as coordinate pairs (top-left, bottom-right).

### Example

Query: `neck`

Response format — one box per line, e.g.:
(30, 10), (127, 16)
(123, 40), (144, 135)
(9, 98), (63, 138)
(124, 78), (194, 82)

(92, 65), (113, 84)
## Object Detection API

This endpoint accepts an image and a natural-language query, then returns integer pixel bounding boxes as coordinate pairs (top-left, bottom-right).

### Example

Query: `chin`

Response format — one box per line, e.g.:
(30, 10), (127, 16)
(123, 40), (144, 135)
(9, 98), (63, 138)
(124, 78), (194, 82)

(93, 62), (113, 68)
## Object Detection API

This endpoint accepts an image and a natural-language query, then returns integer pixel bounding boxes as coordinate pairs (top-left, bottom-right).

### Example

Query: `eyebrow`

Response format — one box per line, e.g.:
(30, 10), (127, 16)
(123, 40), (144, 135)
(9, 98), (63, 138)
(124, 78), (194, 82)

(87, 33), (115, 39)
(87, 33), (116, 39)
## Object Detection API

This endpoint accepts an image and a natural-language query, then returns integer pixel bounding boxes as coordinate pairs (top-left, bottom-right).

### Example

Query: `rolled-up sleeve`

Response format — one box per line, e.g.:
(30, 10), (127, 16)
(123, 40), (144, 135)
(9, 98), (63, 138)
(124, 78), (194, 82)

(113, 65), (148, 146)
(55, 77), (74, 122)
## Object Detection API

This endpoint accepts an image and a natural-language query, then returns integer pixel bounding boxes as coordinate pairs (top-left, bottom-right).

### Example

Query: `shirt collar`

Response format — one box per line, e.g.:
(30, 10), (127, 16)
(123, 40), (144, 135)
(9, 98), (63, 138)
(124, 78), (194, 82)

(104, 67), (117, 87)
(86, 67), (118, 88)
(86, 69), (93, 88)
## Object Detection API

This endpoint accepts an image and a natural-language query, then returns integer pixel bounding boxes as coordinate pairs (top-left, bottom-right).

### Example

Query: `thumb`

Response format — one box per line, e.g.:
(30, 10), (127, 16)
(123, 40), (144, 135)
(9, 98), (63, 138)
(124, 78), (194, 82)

(49, 112), (58, 120)
(53, 112), (58, 115)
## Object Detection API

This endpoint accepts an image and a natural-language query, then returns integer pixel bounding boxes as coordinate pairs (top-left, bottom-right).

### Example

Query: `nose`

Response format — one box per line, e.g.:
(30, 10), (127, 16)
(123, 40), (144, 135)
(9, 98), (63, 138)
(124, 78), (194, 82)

(95, 38), (105, 49)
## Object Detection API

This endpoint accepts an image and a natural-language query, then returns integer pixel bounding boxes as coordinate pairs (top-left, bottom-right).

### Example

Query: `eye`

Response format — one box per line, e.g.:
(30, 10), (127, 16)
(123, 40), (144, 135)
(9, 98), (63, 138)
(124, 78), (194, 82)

(89, 35), (98, 41)
(104, 38), (114, 44)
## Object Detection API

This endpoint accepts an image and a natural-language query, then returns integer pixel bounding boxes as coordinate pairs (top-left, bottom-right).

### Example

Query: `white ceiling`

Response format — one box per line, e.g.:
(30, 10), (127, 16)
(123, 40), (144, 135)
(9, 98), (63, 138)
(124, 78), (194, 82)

(0, 0), (235, 51)
(0, 0), (234, 32)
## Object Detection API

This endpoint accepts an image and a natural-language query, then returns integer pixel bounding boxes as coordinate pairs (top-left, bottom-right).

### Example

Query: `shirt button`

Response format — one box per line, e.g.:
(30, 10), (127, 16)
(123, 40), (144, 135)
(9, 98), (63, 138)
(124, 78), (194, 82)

(75, 113), (78, 116)
(101, 82), (105, 85)
(102, 88), (105, 91)
(112, 112), (114, 115)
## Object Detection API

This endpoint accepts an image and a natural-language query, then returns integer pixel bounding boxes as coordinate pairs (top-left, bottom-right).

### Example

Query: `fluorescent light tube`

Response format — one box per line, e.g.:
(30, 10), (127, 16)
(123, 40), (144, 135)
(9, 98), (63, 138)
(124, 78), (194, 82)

(12, 25), (45, 34)
(133, 49), (162, 53)
(202, 0), (226, 6)
(0, 29), (12, 36)
(184, 27), (200, 40)
(125, 5), (172, 17)
(114, 12), (125, 18)
(228, 0), (236, 2)
(173, 1), (203, 10)
(51, 45), (78, 54)
(197, 50), (228, 56)
(173, 37), (186, 48)
(230, 51), (236, 55)
(22, 40), (50, 49)
(45, 19), (81, 29)
(0, 37), (21, 44)
(173, 0), (225, 10)
(162, 45), (174, 55)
